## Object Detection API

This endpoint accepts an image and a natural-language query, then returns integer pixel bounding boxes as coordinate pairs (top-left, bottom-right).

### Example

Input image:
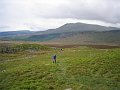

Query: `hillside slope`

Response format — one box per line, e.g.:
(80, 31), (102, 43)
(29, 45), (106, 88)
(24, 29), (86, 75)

(48, 30), (120, 45)
(0, 23), (120, 45)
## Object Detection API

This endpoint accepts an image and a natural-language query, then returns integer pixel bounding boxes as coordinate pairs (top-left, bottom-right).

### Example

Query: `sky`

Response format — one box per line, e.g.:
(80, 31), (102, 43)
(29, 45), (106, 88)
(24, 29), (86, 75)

(0, 0), (120, 31)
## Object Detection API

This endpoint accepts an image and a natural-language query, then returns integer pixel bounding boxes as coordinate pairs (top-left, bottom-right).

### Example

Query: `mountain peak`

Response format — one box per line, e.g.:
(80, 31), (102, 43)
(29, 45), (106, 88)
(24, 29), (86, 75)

(55, 22), (119, 33)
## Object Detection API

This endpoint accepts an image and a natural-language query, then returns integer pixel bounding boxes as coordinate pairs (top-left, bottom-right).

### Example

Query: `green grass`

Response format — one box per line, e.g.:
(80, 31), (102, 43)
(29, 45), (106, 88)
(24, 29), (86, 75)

(0, 46), (120, 90)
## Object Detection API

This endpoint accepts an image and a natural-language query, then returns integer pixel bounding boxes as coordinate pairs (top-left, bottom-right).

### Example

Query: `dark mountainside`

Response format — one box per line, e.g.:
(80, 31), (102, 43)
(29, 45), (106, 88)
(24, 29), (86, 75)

(48, 30), (120, 45)
(0, 23), (120, 45)
(34, 23), (119, 35)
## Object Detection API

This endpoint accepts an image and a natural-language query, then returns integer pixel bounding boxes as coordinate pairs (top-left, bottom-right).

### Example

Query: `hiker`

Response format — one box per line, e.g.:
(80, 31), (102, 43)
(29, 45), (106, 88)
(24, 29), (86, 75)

(61, 48), (63, 51)
(52, 54), (57, 63)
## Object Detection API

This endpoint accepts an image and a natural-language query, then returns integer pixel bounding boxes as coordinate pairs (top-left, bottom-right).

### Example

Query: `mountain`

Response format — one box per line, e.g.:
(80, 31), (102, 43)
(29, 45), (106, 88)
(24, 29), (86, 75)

(0, 30), (34, 37)
(35, 23), (119, 35)
(0, 30), (35, 40)
(0, 23), (120, 45)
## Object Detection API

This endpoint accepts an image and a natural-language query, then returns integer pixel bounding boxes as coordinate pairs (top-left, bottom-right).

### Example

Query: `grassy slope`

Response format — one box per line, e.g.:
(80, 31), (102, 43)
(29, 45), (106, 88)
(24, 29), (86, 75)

(48, 31), (120, 45)
(0, 46), (120, 90)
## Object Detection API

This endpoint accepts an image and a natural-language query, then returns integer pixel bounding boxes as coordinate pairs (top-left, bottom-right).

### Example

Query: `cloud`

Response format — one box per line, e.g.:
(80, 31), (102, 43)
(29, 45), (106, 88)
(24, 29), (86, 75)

(0, 0), (120, 31)
(34, 0), (120, 23)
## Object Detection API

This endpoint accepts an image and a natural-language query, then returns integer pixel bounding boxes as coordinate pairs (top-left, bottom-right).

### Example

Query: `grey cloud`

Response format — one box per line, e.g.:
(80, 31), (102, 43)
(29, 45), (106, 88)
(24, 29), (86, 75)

(0, 0), (120, 31)
(35, 0), (120, 23)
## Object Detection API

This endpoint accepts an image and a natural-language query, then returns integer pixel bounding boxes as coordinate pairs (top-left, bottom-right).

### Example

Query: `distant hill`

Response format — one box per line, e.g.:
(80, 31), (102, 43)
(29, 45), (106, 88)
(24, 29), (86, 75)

(35, 23), (119, 35)
(0, 30), (35, 41)
(0, 30), (34, 37)
(0, 23), (120, 45)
